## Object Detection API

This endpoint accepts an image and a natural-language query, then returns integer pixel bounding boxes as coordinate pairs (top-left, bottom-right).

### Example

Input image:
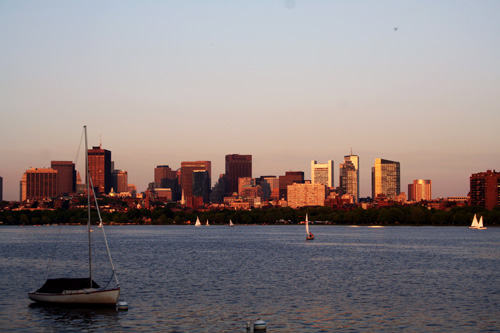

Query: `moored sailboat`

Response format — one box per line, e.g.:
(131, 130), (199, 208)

(477, 216), (487, 230)
(470, 214), (479, 229)
(229, 219), (234, 227)
(195, 216), (202, 227)
(28, 126), (120, 306)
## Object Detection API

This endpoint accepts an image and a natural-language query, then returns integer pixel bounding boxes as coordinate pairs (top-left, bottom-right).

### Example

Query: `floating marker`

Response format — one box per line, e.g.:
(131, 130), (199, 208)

(117, 300), (128, 310)
(254, 319), (267, 331)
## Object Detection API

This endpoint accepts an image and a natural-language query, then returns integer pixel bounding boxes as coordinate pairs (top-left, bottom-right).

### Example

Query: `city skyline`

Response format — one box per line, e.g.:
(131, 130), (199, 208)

(1, 1), (499, 201)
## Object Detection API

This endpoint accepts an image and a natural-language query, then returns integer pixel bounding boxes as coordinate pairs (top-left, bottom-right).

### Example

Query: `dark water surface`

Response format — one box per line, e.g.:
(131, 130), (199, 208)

(1, 225), (500, 332)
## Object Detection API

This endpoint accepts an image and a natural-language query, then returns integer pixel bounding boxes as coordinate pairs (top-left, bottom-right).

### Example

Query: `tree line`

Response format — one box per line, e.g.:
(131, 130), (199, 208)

(1, 205), (500, 226)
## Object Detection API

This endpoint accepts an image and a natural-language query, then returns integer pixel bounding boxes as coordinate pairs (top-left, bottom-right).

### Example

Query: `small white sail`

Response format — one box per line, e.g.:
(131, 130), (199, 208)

(305, 214), (310, 235)
(229, 219), (234, 227)
(478, 216), (486, 229)
(470, 214), (479, 229)
(195, 217), (201, 227)
(206, 219), (210, 226)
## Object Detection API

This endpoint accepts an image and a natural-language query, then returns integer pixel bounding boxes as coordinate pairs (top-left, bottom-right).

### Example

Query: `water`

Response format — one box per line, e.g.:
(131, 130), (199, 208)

(1, 225), (500, 332)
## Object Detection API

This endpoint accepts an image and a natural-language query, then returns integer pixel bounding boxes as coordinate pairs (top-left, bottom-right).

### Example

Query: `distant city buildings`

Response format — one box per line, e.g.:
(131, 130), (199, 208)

(88, 145), (112, 194)
(339, 154), (359, 202)
(372, 158), (400, 200)
(51, 161), (76, 197)
(311, 160), (334, 187)
(181, 161), (211, 203)
(279, 171), (304, 200)
(287, 183), (326, 208)
(20, 168), (58, 201)
(112, 170), (128, 193)
(408, 179), (432, 201)
(470, 170), (500, 209)
(225, 154), (252, 195)
(0, 176), (3, 201)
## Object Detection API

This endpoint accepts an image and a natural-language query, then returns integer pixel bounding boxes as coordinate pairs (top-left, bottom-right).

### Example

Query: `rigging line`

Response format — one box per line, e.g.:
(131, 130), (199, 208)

(74, 127), (85, 167)
(45, 224), (63, 281)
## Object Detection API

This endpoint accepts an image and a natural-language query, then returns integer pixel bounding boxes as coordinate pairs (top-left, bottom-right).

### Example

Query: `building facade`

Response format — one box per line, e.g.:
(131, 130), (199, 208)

(287, 183), (326, 208)
(372, 158), (400, 200)
(154, 165), (179, 200)
(311, 160), (334, 187)
(51, 161), (76, 196)
(225, 154), (252, 195)
(0, 176), (3, 201)
(339, 154), (359, 202)
(20, 168), (58, 201)
(279, 171), (304, 200)
(112, 170), (128, 193)
(470, 170), (500, 209)
(192, 170), (210, 203)
(88, 145), (112, 194)
(181, 161), (211, 199)
(408, 179), (432, 201)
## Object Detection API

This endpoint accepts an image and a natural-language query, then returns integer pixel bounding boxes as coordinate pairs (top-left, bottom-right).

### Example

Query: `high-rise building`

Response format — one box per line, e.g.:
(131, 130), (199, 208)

(279, 171), (304, 200)
(112, 170), (129, 193)
(192, 170), (210, 203)
(181, 161), (211, 198)
(311, 160), (334, 187)
(0, 176), (3, 201)
(225, 154), (252, 195)
(339, 154), (359, 202)
(88, 145), (112, 194)
(257, 176), (279, 200)
(20, 168), (58, 201)
(51, 161), (76, 196)
(372, 158), (400, 199)
(154, 165), (179, 199)
(287, 183), (326, 208)
(408, 179), (432, 201)
(210, 174), (226, 203)
(470, 170), (500, 209)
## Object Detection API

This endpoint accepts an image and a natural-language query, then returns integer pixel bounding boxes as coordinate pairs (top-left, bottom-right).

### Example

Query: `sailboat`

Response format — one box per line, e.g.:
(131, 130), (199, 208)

(195, 216), (202, 227)
(305, 214), (314, 240)
(229, 219), (234, 227)
(477, 216), (487, 230)
(206, 219), (210, 226)
(28, 126), (120, 306)
(470, 214), (479, 229)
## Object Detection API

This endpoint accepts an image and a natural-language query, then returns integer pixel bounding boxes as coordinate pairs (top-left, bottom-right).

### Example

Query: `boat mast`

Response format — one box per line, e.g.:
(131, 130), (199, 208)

(84, 125), (92, 287)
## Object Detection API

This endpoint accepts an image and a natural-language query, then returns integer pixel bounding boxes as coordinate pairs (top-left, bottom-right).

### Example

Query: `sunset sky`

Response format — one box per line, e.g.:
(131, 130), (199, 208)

(1, 1), (499, 201)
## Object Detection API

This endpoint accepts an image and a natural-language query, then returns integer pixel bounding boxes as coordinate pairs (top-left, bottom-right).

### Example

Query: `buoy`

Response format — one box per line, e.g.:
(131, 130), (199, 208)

(117, 300), (128, 310)
(254, 319), (267, 331)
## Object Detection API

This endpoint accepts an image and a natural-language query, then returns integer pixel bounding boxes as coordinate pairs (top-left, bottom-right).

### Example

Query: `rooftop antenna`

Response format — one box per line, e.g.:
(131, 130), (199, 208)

(100, 134), (102, 149)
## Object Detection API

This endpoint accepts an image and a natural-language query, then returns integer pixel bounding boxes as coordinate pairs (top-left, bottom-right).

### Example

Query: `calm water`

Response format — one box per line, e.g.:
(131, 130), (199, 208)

(1, 225), (500, 332)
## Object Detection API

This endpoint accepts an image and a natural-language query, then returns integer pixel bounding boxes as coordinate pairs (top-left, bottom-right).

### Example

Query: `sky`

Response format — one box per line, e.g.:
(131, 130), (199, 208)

(1, 0), (499, 201)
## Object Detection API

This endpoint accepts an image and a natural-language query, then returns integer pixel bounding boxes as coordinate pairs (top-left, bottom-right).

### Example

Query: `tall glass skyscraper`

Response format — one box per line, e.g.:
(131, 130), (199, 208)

(372, 158), (400, 199)
(311, 160), (334, 187)
(339, 154), (359, 202)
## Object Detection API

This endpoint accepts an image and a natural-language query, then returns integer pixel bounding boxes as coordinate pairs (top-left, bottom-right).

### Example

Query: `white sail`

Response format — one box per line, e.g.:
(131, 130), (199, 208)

(206, 219), (210, 226)
(305, 214), (310, 235)
(195, 217), (201, 227)
(470, 214), (479, 228)
(478, 216), (486, 229)
(229, 219), (234, 227)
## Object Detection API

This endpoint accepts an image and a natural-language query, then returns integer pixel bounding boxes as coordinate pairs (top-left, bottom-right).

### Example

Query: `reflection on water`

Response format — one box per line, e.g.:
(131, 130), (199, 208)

(1, 225), (500, 331)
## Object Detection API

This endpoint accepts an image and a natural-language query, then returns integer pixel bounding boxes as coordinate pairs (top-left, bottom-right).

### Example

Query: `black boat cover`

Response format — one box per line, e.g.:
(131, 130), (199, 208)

(35, 278), (101, 293)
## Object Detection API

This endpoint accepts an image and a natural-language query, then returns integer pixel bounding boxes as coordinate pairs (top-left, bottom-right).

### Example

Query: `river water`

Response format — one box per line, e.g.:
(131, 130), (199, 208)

(1, 225), (499, 332)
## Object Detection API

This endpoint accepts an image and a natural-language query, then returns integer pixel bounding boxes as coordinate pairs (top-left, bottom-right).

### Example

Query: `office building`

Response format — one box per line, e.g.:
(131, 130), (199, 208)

(372, 158), (400, 199)
(311, 160), (334, 187)
(154, 165), (179, 200)
(51, 161), (76, 196)
(470, 170), (500, 209)
(192, 170), (210, 203)
(279, 171), (304, 200)
(257, 176), (279, 200)
(181, 161), (211, 198)
(112, 170), (128, 193)
(20, 168), (58, 201)
(408, 179), (432, 201)
(287, 183), (326, 209)
(339, 154), (359, 202)
(0, 176), (3, 201)
(88, 145), (112, 194)
(210, 174), (226, 203)
(225, 154), (252, 195)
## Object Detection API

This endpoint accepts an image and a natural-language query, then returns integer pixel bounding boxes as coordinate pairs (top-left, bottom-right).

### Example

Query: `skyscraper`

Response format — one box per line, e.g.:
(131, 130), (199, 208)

(372, 158), (400, 199)
(339, 154), (359, 202)
(0, 176), (3, 201)
(192, 170), (210, 203)
(279, 171), (304, 200)
(51, 161), (76, 196)
(408, 179), (432, 201)
(154, 165), (179, 199)
(20, 168), (58, 201)
(470, 170), (500, 209)
(181, 161), (211, 198)
(311, 160), (334, 187)
(225, 154), (252, 195)
(112, 170), (128, 193)
(88, 145), (112, 195)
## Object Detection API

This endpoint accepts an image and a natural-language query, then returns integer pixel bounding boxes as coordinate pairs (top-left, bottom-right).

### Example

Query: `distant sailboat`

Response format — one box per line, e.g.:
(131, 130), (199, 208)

(478, 216), (487, 230)
(229, 219), (234, 227)
(28, 126), (120, 306)
(195, 217), (201, 227)
(206, 219), (210, 226)
(470, 214), (479, 229)
(305, 214), (314, 240)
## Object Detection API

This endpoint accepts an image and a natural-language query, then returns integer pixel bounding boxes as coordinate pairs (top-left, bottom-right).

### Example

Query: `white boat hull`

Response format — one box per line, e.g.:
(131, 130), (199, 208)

(28, 288), (120, 305)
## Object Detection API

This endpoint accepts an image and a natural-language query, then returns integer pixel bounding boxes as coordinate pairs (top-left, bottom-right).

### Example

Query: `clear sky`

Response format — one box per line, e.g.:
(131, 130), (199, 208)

(1, 1), (499, 201)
